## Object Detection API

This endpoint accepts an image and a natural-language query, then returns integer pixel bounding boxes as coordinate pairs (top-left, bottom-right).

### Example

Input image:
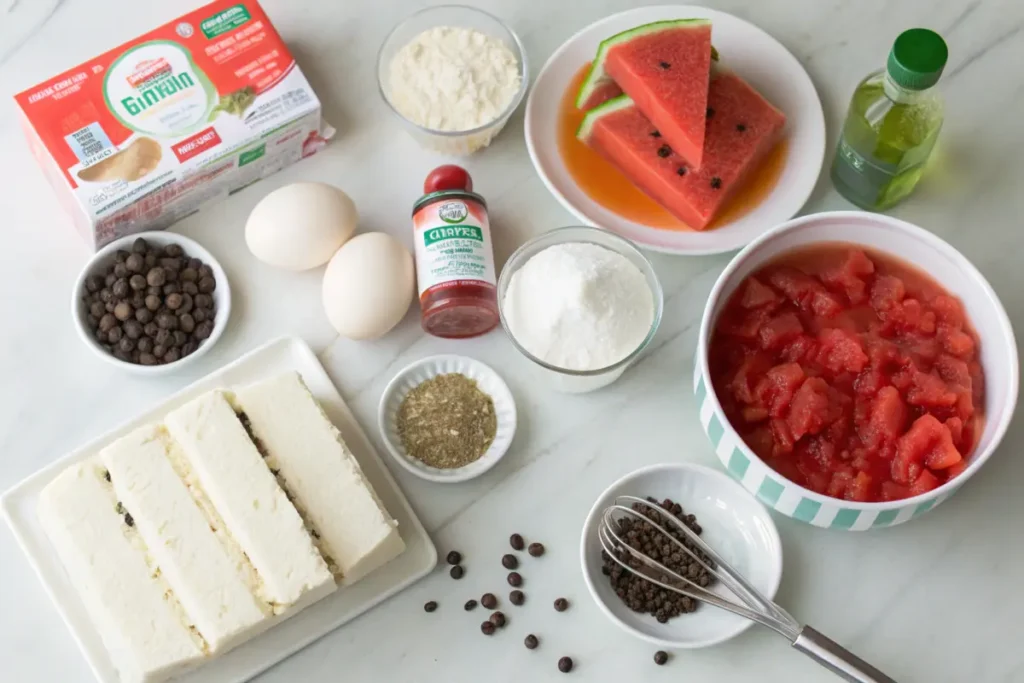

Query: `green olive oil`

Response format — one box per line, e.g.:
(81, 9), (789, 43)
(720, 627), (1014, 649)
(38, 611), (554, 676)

(831, 29), (948, 211)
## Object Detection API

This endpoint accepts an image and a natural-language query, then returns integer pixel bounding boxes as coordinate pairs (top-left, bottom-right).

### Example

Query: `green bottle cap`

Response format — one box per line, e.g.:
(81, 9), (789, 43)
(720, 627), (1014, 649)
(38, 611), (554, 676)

(887, 28), (948, 90)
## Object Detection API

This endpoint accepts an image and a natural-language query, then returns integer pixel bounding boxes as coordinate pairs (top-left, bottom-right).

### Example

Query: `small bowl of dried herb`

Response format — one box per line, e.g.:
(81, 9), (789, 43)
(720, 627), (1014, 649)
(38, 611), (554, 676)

(378, 355), (517, 483)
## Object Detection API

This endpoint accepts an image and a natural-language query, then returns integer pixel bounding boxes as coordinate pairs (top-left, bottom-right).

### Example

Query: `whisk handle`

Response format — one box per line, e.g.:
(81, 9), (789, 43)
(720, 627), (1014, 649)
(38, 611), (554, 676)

(793, 627), (898, 683)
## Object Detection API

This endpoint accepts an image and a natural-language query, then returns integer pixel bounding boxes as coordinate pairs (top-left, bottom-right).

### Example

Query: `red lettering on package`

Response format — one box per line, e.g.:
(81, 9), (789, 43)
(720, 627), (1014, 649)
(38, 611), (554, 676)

(172, 127), (222, 162)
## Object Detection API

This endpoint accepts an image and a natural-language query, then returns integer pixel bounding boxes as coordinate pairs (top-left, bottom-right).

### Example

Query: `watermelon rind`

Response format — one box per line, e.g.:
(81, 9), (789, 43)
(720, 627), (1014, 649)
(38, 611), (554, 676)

(576, 93), (636, 142)
(574, 19), (716, 110)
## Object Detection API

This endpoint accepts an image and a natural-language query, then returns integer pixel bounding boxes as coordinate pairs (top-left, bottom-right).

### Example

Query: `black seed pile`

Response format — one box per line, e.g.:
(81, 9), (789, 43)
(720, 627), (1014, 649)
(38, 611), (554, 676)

(81, 237), (217, 366)
(601, 497), (715, 623)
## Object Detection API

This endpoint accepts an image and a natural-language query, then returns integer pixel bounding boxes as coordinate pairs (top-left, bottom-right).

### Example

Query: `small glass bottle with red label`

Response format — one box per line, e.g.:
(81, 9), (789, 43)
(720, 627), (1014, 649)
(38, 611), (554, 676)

(411, 165), (499, 338)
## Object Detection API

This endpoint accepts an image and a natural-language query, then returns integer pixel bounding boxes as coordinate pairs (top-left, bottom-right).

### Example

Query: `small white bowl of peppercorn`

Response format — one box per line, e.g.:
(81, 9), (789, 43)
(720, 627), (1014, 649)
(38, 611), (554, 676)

(72, 231), (231, 375)
(378, 355), (517, 483)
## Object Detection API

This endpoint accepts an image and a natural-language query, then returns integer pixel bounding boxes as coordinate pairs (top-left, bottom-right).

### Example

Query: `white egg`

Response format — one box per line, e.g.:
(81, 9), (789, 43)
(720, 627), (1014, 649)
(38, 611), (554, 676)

(246, 182), (357, 270)
(322, 232), (414, 340)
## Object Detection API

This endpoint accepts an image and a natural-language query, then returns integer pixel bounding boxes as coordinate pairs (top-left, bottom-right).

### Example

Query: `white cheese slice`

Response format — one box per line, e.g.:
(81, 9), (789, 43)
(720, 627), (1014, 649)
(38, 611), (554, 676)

(38, 460), (204, 683)
(164, 391), (335, 612)
(101, 424), (272, 653)
(232, 372), (405, 585)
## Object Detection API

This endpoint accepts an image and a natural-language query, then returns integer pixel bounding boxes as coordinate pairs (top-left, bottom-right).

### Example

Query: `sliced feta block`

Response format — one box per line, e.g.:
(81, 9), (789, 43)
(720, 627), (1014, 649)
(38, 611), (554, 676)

(101, 424), (272, 654)
(164, 391), (335, 612)
(38, 460), (204, 683)
(232, 372), (405, 585)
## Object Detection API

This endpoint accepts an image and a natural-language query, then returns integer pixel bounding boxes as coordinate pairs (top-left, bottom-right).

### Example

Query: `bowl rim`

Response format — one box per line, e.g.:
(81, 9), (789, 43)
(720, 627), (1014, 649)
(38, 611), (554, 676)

(376, 4), (530, 138)
(71, 231), (231, 376)
(697, 210), (1020, 511)
(496, 225), (665, 376)
(579, 462), (784, 649)
(376, 354), (517, 483)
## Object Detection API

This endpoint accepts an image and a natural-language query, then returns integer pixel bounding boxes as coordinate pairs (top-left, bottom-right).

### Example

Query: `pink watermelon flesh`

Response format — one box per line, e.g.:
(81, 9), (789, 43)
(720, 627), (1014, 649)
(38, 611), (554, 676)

(605, 22), (712, 169)
(579, 71), (786, 230)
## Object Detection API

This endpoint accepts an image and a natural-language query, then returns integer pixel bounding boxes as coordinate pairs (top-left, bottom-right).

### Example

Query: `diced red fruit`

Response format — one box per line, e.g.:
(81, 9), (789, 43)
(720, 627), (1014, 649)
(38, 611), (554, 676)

(863, 387), (907, 448)
(870, 275), (905, 314)
(968, 361), (985, 407)
(740, 277), (781, 310)
(759, 312), (804, 350)
(945, 417), (964, 448)
(742, 406), (769, 422)
(781, 335), (818, 364)
(881, 481), (911, 501)
(893, 414), (961, 485)
(826, 470), (853, 498)
(906, 371), (958, 408)
(755, 362), (806, 417)
(930, 294), (965, 326)
(854, 368), (888, 396)
(909, 469), (942, 496)
(934, 354), (971, 389)
(820, 249), (875, 304)
(946, 459), (968, 478)
(770, 418), (796, 455)
(768, 268), (842, 318)
(720, 309), (767, 341)
(938, 325), (976, 357)
(786, 377), (831, 440)
(729, 352), (773, 404)
(816, 328), (868, 374)
(846, 471), (873, 502)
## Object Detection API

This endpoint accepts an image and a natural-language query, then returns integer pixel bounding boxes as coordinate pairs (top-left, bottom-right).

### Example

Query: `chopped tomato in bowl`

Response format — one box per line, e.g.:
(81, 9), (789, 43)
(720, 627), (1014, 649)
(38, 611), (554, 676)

(695, 212), (1018, 529)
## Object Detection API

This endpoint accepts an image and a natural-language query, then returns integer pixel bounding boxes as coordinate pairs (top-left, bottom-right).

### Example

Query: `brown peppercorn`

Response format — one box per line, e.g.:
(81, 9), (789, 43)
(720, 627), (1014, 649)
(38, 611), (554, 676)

(152, 344), (167, 359)
(502, 554), (519, 570)
(146, 285), (162, 297)
(198, 264), (213, 279)
(194, 320), (214, 340)
(137, 337), (154, 353)
(481, 593), (497, 610)
(178, 313), (196, 333)
(182, 281), (199, 296)
(654, 651), (669, 666)
(157, 312), (179, 330)
(85, 274), (104, 292)
(144, 252), (158, 268)
(165, 244), (184, 258)
(155, 328), (172, 347)
(524, 634), (539, 649)
(99, 288), (114, 303)
(136, 308), (154, 324)
(146, 267), (166, 287)
(113, 263), (129, 278)
(181, 341), (198, 357)
(145, 295), (161, 311)
(558, 657), (573, 673)
(510, 533), (525, 551)
(105, 273), (117, 287)
(163, 348), (181, 364)
(198, 276), (216, 294)
(192, 308), (208, 323)
(172, 330), (188, 347)
(480, 621), (495, 636)
(129, 274), (147, 291)
(188, 257), (202, 271)
(166, 293), (183, 310)
(118, 337), (135, 354)
(114, 249), (129, 264)
(125, 253), (144, 273)
(143, 322), (159, 338)
(510, 590), (525, 606)
(194, 293), (213, 310)
(114, 301), (133, 322)
(132, 237), (148, 254)
(163, 283), (180, 296)
(489, 611), (506, 628)
(139, 353), (157, 366)
(99, 314), (118, 332)
(180, 267), (198, 283)
(178, 293), (193, 314)
(554, 598), (569, 612)
(112, 279), (130, 298)
(528, 542), (545, 557)
(105, 301), (117, 313)
(124, 320), (143, 339)
(507, 572), (522, 587)
(90, 301), (105, 318)
(160, 257), (182, 272)
(449, 565), (464, 580)
(107, 326), (123, 344)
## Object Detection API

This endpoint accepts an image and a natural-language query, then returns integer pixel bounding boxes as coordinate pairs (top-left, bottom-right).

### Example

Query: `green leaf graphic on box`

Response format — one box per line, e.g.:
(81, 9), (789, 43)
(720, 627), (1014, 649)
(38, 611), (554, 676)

(210, 86), (256, 121)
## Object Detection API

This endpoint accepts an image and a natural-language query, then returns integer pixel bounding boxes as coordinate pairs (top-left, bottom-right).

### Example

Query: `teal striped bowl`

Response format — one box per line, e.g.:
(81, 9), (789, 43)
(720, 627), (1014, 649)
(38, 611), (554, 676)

(695, 212), (1018, 530)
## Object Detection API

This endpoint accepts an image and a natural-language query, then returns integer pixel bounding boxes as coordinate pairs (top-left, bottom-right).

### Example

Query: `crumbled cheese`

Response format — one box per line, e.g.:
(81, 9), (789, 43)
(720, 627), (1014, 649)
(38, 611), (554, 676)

(388, 26), (521, 131)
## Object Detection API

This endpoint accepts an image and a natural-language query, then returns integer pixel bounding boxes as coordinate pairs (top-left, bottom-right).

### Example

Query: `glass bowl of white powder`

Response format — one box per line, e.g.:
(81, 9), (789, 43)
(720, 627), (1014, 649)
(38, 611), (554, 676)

(498, 227), (663, 393)
(377, 5), (528, 155)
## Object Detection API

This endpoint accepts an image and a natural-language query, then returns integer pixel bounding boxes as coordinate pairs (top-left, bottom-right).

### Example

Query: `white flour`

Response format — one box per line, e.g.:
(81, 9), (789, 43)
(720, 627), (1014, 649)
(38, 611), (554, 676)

(388, 26), (521, 131)
(502, 243), (655, 371)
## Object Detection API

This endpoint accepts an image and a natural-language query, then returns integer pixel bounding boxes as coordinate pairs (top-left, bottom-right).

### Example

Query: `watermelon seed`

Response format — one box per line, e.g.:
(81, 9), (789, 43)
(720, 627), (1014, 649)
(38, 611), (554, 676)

(706, 107), (715, 118)
(650, 130), (661, 138)
(736, 124), (747, 132)
(659, 61), (671, 69)
(710, 177), (723, 189)
(676, 167), (687, 176)
(657, 145), (671, 158)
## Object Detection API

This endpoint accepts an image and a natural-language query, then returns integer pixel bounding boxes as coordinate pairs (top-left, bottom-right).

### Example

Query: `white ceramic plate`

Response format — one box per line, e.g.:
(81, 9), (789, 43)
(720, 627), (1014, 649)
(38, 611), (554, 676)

(580, 463), (782, 648)
(1, 337), (437, 683)
(525, 6), (826, 255)
(379, 355), (517, 483)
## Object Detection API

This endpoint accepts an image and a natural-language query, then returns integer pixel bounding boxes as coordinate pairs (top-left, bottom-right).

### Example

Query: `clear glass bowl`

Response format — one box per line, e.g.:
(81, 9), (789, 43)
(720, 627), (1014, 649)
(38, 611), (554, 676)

(497, 227), (664, 393)
(377, 5), (529, 156)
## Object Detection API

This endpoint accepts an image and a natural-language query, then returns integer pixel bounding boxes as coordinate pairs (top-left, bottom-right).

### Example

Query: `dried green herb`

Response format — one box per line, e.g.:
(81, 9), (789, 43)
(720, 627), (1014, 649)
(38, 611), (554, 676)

(210, 86), (256, 120)
(397, 373), (497, 469)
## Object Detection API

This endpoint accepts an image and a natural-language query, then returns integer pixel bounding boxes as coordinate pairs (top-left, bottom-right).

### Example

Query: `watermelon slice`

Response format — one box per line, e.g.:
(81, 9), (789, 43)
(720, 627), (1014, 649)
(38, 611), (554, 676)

(578, 71), (785, 230)
(576, 19), (713, 168)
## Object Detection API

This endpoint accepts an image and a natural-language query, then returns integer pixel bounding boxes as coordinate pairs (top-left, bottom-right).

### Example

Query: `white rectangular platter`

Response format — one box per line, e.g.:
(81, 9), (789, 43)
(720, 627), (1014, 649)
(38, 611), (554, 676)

(1, 336), (438, 683)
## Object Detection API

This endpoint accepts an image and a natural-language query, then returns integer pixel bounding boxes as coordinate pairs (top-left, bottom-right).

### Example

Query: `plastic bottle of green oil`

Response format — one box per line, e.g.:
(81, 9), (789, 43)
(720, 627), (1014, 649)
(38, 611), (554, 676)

(830, 28), (948, 210)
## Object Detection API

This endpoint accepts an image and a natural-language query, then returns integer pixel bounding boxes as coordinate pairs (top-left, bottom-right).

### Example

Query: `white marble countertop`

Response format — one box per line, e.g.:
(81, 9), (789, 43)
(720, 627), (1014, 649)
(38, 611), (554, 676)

(2, 1), (1023, 681)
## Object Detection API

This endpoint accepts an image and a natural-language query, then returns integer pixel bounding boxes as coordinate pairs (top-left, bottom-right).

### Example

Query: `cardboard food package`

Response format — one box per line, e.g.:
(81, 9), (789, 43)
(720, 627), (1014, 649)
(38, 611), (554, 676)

(14, 0), (333, 250)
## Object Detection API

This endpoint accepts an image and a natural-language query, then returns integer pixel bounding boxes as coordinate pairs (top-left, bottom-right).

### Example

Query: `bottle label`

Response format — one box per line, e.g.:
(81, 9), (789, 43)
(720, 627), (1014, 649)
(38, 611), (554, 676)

(412, 197), (496, 297)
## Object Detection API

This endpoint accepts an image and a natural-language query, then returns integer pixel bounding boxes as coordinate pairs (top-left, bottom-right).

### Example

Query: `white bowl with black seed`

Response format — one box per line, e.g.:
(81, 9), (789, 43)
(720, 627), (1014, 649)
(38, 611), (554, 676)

(71, 231), (231, 376)
(378, 354), (517, 483)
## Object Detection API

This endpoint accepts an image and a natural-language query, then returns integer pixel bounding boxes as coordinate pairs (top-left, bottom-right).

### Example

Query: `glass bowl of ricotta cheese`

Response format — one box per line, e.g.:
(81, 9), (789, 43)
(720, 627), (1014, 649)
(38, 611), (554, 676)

(378, 5), (529, 155)
(498, 226), (664, 393)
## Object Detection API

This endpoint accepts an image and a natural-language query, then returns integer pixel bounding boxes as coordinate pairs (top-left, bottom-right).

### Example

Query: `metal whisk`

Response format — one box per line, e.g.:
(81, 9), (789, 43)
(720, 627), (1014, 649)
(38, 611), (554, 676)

(598, 496), (897, 683)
